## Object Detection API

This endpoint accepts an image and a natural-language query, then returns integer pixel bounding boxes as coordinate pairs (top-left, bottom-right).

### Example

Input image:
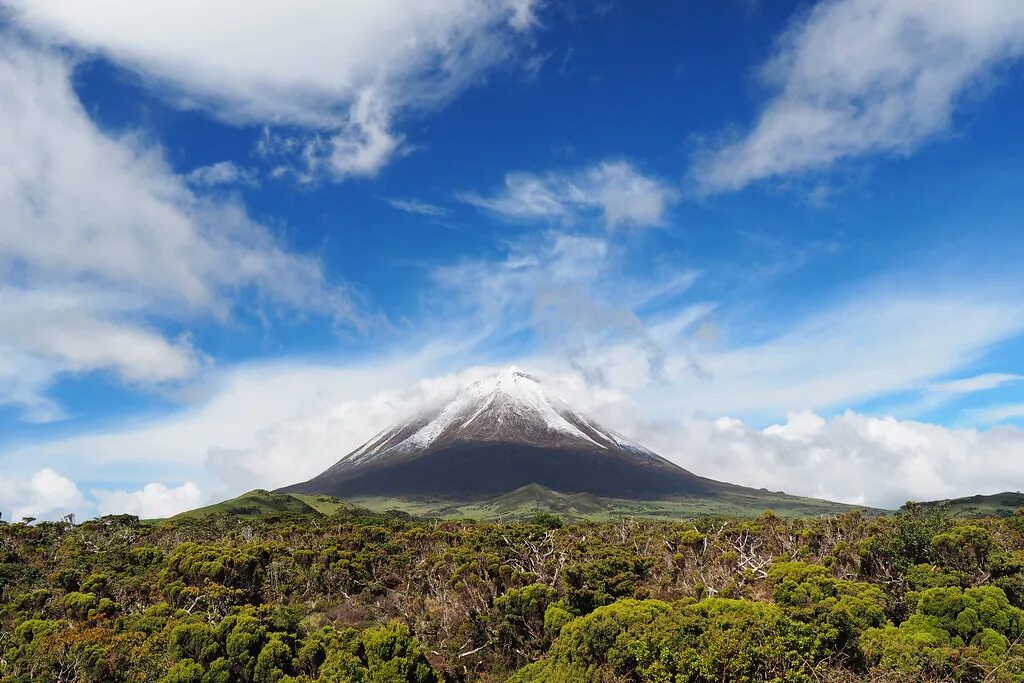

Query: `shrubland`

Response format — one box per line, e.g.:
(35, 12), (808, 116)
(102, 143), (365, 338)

(3, 503), (1024, 681)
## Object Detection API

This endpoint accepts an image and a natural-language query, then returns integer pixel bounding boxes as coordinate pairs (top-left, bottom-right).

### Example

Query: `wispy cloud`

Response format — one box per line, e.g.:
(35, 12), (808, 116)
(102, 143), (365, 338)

(693, 0), (1024, 194)
(927, 373), (1023, 395)
(186, 161), (259, 188)
(965, 403), (1024, 426)
(385, 197), (449, 217)
(0, 41), (358, 420)
(640, 289), (1024, 419)
(459, 161), (678, 229)
(7, 0), (543, 181)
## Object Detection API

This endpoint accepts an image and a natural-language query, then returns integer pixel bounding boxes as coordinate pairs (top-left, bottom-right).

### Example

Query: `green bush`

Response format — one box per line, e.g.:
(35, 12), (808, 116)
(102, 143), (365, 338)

(170, 622), (222, 664)
(360, 621), (438, 683)
(161, 659), (205, 683)
(63, 590), (99, 618)
(494, 583), (558, 663)
(862, 585), (1024, 681)
(514, 597), (830, 683)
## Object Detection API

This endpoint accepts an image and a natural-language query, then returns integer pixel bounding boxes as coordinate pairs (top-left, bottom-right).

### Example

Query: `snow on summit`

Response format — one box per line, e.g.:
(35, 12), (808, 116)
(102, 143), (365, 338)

(343, 366), (663, 466)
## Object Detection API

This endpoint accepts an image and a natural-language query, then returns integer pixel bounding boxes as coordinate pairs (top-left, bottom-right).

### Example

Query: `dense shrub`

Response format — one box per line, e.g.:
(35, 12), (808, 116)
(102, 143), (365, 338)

(3, 506), (1024, 681)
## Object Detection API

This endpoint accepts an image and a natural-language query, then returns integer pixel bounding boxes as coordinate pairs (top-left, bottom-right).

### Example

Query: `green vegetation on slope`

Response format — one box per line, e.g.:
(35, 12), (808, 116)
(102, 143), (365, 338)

(345, 485), (873, 521)
(285, 492), (357, 517)
(5, 502), (1024, 681)
(912, 491), (1024, 518)
(167, 489), (357, 522)
(168, 489), (324, 521)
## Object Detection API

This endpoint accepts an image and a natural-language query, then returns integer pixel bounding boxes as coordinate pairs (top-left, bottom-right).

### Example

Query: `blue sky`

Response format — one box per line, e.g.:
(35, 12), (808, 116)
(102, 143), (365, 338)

(2, 0), (1024, 518)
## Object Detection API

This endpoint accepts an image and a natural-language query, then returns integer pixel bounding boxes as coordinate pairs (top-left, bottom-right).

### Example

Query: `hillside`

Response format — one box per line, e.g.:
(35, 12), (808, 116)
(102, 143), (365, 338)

(167, 489), (353, 522)
(178, 484), (866, 524)
(341, 484), (871, 521)
(911, 491), (1024, 518)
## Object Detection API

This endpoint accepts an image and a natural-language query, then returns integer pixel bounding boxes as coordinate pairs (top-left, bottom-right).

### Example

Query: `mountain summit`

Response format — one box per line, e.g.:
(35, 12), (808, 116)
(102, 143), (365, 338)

(344, 366), (664, 467)
(280, 366), (738, 500)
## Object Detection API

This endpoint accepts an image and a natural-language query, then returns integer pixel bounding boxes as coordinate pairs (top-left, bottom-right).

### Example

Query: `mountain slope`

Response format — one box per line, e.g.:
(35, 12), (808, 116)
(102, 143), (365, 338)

(167, 490), (354, 522)
(344, 486), (871, 520)
(911, 491), (1024, 518)
(278, 367), (858, 516)
(169, 489), (321, 521)
(280, 366), (737, 500)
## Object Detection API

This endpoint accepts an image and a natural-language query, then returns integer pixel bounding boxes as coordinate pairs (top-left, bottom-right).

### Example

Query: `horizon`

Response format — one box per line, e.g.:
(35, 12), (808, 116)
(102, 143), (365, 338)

(3, 0), (1024, 520)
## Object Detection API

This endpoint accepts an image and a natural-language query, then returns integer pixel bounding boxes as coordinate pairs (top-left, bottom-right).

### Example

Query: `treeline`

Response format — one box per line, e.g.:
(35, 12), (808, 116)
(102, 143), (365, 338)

(2, 504), (1024, 682)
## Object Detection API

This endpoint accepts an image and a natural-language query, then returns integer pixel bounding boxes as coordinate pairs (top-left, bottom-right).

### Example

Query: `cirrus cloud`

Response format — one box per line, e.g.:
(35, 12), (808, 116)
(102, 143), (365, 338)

(693, 0), (1024, 193)
(459, 161), (678, 229)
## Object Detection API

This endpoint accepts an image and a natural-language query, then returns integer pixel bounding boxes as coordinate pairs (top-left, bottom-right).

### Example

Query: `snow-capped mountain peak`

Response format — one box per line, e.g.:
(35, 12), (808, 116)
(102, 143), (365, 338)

(342, 366), (662, 466)
(281, 365), (727, 501)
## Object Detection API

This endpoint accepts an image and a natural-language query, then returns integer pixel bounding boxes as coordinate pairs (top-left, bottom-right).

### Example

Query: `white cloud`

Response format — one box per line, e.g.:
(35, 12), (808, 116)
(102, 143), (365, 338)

(693, 0), (1024, 193)
(927, 373), (1023, 394)
(0, 350), (462, 493)
(3, 227), (1023, 514)
(0, 287), (200, 384)
(93, 481), (204, 519)
(645, 410), (1024, 509)
(965, 403), (1024, 426)
(186, 161), (259, 188)
(7, 0), (541, 180)
(431, 231), (701, 384)
(0, 468), (85, 521)
(386, 197), (449, 217)
(0, 42), (354, 418)
(5, 301), (1024, 514)
(431, 232), (1024, 417)
(460, 161), (678, 229)
(627, 289), (1024, 420)
(207, 366), (496, 490)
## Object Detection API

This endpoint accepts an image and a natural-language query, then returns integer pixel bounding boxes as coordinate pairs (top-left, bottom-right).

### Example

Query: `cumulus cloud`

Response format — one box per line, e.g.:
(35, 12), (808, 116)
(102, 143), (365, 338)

(0, 42), (354, 418)
(693, 0), (1024, 193)
(460, 161), (678, 229)
(0, 468), (85, 521)
(7, 0), (541, 180)
(645, 410), (1024, 509)
(93, 481), (204, 519)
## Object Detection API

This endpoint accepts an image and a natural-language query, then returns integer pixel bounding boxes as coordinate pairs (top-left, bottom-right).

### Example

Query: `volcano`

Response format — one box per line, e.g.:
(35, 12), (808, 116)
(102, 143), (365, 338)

(279, 366), (790, 506)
